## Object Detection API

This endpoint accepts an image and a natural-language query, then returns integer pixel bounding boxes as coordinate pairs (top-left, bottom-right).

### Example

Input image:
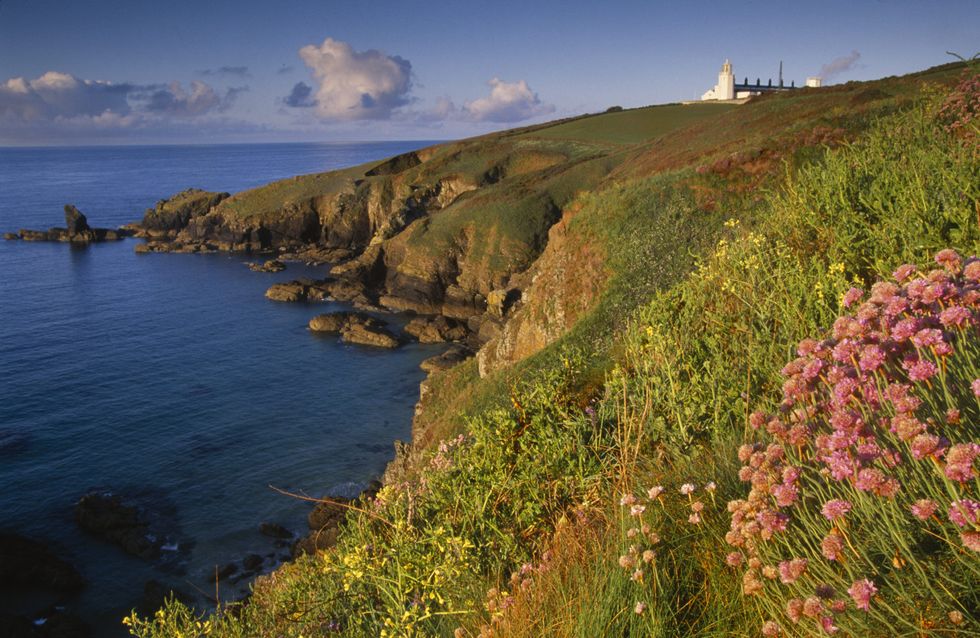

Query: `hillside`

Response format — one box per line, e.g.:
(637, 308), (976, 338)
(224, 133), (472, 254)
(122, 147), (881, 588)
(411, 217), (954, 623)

(127, 62), (979, 637)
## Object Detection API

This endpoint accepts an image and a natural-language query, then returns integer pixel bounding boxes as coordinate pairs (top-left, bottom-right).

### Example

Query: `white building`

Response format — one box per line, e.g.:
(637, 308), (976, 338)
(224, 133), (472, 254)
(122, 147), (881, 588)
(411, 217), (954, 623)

(701, 59), (735, 101)
(701, 60), (823, 101)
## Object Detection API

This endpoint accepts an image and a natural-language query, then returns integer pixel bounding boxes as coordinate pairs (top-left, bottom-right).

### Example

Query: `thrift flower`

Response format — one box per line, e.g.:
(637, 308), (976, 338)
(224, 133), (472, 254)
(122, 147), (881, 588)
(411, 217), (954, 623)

(948, 500), (980, 528)
(647, 485), (664, 500)
(847, 579), (877, 611)
(634, 601), (646, 615)
(680, 483), (696, 495)
(821, 499), (852, 521)
(910, 499), (938, 520)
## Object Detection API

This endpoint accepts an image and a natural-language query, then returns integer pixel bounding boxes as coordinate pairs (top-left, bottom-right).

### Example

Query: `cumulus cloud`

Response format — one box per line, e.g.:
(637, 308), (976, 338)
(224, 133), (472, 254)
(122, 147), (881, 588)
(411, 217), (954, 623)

(820, 50), (862, 81)
(461, 78), (554, 123)
(198, 65), (251, 78)
(0, 71), (132, 120)
(283, 81), (316, 108)
(0, 71), (247, 142)
(293, 37), (413, 120)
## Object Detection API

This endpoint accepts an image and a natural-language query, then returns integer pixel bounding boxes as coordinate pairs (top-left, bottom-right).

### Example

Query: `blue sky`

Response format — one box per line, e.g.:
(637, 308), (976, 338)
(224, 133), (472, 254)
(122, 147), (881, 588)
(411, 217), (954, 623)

(0, 0), (976, 145)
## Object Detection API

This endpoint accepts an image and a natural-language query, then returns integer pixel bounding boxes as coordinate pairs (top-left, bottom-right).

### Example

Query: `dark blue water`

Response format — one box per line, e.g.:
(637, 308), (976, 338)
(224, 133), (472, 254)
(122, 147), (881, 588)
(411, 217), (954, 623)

(0, 142), (442, 634)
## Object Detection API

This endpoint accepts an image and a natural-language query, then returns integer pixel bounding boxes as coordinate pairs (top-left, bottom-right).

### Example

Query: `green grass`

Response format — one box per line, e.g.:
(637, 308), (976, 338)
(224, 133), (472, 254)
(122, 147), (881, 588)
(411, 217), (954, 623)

(526, 103), (739, 145)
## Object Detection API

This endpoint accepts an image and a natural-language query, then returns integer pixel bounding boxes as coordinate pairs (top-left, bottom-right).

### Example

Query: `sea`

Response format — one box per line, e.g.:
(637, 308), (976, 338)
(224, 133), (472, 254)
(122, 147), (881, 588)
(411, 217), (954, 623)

(0, 141), (443, 634)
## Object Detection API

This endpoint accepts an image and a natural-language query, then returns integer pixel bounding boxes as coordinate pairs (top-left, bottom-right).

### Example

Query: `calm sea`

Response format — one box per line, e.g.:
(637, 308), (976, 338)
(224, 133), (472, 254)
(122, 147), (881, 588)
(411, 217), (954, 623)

(0, 142), (442, 634)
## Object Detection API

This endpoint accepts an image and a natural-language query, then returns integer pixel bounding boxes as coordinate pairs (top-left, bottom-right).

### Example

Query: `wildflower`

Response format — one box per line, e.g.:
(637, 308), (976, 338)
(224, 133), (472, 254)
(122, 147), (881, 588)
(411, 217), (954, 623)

(618, 555), (634, 569)
(762, 620), (782, 636)
(858, 345), (886, 372)
(964, 260), (980, 281)
(820, 615), (839, 634)
(939, 305), (971, 327)
(630, 504), (646, 517)
(642, 549), (656, 563)
(763, 565), (778, 580)
(959, 531), (980, 552)
(778, 558), (808, 584)
(619, 493), (637, 507)
(892, 264), (916, 282)
(786, 598), (804, 623)
(904, 358), (938, 382)
(626, 527), (639, 538)
(910, 434), (942, 460)
(691, 501), (705, 513)
(910, 499), (938, 520)
(935, 248), (962, 274)
(847, 578), (877, 611)
(821, 533), (845, 561)
(948, 499), (980, 528)
(973, 379), (980, 397)
(945, 442), (980, 482)
(802, 597), (823, 619)
(726, 552), (744, 567)
(949, 610), (965, 625)
(631, 568), (643, 582)
(647, 485), (664, 500)
(705, 481), (717, 492)
(821, 499), (852, 521)
(842, 287), (864, 308)
(647, 531), (661, 545)
(634, 601), (646, 615)
(680, 483), (696, 495)
(688, 513), (701, 525)
(742, 570), (763, 596)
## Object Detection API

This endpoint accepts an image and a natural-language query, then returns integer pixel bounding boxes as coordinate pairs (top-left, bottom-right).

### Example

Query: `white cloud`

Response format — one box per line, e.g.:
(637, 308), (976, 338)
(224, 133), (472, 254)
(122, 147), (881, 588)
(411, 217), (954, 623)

(461, 78), (554, 123)
(820, 50), (862, 81)
(0, 71), (247, 143)
(295, 37), (413, 120)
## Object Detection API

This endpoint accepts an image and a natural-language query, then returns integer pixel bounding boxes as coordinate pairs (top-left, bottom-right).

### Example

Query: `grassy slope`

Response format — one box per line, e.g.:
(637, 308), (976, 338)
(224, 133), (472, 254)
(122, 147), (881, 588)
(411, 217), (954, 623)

(126, 63), (976, 638)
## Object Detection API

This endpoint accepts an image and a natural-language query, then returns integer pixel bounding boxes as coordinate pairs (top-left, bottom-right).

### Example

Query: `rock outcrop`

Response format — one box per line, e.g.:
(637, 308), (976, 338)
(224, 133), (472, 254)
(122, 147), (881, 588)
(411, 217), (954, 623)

(5, 205), (129, 243)
(420, 345), (474, 373)
(403, 315), (469, 343)
(308, 311), (400, 349)
(74, 491), (173, 561)
(265, 279), (331, 302)
(138, 189), (229, 239)
(0, 533), (84, 592)
(247, 259), (286, 273)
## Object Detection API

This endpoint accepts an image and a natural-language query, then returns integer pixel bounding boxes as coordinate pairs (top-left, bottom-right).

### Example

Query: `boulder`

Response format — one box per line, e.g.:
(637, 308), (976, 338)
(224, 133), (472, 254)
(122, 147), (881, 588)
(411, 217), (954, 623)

(242, 553), (264, 572)
(265, 279), (330, 302)
(209, 562), (238, 583)
(247, 259), (285, 273)
(3, 232), (18, 240)
(258, 522), (293, 540)
(308, 312), (400, 349)
(403, 315), (469, 343)
(0, 533), (84, 592)
(74, 491), (162, 560)
(63, 205), (90, 235)
(420, 345), (474, 373)
(342, 323), (399, 348)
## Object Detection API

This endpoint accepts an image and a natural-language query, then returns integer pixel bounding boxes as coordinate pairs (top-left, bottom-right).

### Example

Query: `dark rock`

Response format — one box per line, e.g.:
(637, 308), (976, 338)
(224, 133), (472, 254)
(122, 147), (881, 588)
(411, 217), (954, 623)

(403, 315), (469, 343)
(0, 608), (91, 638)
(209, 562), (238, 583)
(3, 232), (18, 240)
(247, 259), (285, 273)
(74, 491), (161, 560)
(308, 311), (400, 349)
(63, 205), (90, 235)
(420, 345), (474, 374)
(0, 533), (84, 592)
(265, 279), (330, 302)
(258, 522), (293, 540)
(242, 553), (263, 572)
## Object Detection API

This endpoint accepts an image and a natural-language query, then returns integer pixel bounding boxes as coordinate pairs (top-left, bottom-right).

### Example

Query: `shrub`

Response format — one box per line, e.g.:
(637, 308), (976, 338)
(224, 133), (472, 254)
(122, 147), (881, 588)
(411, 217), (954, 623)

(727, 250), (980, 636)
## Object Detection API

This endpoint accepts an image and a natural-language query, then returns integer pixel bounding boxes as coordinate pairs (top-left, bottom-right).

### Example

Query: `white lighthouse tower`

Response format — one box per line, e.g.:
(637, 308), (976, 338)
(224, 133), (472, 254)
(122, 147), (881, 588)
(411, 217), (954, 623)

(702, 59), (735, 101)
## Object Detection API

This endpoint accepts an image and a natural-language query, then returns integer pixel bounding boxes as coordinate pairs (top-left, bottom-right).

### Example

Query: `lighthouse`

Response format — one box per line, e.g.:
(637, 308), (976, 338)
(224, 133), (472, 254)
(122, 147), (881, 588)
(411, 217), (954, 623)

(701, 59), (735, 101)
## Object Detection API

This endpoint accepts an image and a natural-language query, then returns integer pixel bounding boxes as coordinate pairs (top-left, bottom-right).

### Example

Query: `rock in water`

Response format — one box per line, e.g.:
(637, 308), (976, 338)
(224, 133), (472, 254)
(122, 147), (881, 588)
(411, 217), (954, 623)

(0, 533), (84, 592)
(74, 491), (162, 560)
(63, 205), (90, 235)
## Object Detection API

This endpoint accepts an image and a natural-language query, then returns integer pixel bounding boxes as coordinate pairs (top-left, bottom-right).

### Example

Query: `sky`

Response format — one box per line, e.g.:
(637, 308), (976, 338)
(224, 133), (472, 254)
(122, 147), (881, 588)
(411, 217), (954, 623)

(0, 0), (977, 145)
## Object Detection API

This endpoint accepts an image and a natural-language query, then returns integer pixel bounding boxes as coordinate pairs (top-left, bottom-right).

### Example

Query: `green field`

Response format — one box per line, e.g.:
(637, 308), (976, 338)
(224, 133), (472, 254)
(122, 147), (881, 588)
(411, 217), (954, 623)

(524, 102), (738, 144)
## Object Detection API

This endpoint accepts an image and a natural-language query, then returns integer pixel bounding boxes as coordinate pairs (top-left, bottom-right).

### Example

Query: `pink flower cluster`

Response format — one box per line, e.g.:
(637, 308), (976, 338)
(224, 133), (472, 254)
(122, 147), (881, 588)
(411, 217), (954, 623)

(727, 250), (980, 634)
